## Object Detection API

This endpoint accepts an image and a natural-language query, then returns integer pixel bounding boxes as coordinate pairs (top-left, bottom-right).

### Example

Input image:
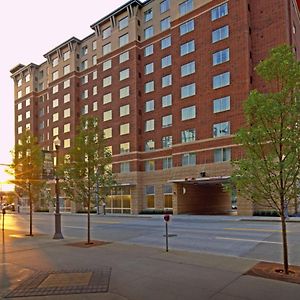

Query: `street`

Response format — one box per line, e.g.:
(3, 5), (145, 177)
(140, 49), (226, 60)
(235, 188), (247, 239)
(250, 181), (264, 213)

(2, 212), (300, 265)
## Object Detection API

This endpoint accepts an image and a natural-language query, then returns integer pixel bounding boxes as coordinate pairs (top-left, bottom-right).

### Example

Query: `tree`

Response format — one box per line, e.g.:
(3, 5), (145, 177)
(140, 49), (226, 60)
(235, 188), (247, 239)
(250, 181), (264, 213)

(62, 116), (115, 244)
(231, 45), (300, 274)
(9, 130), (43, 236)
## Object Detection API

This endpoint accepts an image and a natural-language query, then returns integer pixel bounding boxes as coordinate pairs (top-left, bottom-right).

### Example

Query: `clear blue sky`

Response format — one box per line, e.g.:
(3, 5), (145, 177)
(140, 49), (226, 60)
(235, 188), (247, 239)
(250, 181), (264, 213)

(0, 0), (131, 184)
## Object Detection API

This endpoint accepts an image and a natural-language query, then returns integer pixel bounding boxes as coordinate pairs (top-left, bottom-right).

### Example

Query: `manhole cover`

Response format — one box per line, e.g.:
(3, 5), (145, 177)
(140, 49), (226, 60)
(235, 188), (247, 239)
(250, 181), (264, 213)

(4, 267), (111, 298)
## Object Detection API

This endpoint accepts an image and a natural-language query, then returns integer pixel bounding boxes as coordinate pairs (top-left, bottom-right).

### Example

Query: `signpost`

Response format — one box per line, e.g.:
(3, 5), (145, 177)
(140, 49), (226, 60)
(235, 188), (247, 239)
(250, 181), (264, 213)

(164, 214), (170, 252)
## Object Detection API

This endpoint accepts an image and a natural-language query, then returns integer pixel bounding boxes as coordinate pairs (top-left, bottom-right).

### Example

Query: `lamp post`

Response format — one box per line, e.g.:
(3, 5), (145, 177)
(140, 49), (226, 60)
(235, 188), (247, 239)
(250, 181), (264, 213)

(53, 137), (63, 239)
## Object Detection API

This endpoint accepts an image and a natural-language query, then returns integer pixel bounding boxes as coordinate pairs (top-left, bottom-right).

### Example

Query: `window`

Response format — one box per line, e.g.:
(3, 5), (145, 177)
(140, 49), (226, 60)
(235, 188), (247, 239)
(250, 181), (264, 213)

(93, 85), (98, 95)
(162, 114), (172, 127)
(162, 74), (172, 87)
(80, 60), (88, 71)
(180, 19), (194, 35)
(145, 185), (155, 208)
(213, 72), (230, 89)
(103, 110), (112, 121)
(120, 162), (130, 173)
(181, 83), (196, 98)
(17, 90), (22, 99)
(17, 102), (22, 110)
(181, 106), (196, 121)
(162, 94), (172, 107)
(214, 148), (231, 162)
(120, 86), (130, 98)
(25, 111), (30, 119)
(163, 157), (172, 169)
(160, 17), (171, 31)
(93, 71), (98, 80)
(102, 60), (112, 71)
(102, 26), (112, 39)
(212, 25), (229, 43)
(102, 43), (112, 55)
(180, 40), (195, 56)
(103, 75), (112, 87)
(53, 127), (59, 137)
(81, 75), (88, 85)
(119, 51), (129, 63)
(161, 36), (171, 49)
(211, 3), (228, 21)
(213, 48), (230, 65)
(63, 65), (70, 75)
(213, 121), (230, 137)
(182, 153), (196, 166)
(64, 79), (70, 89)
(213, 96), (230, 113)
(179, 0), (193, 16)
(93, 101), (98, 111)
(120, 123), (130, 135)
(18, 126), (22, 134)
(17, 114), (22, 122)
(81, 104), (89, 115)
(160, 0), (170, 13)
(145, 140), (155, 151)
(120, 142), (130, 153)
(120, 68), (129, 81)
(144, 9), (153, 22)
(145, 119), (154, 132)
(119, 33), (129, 47)
(92, 40), (97, 50)
(52, 71), (59, 81)
(163, 185), (173, 208)
(145, 62), (154, 74)
(17, 78), (22, 87)
(64, 123), (70, 133)
(120, 104), (130, 117)
(104, 128), (112, 139)
(53, 98), (59, 108)
(145, 160), (155, 172)
(64, 108), (71, 118)
(181, 128), (196, 143)
(102, 93), (112, 104)
(161, 55), (172, 68)
(25, 74), (30, 82)
(92, 55), (97, 66)
(53, 112), (59, 122)
(64, 139), (71, 149)
(145, 81), (154, 93)
(181, 61), (195, 77)
(52, 57), (59, 67)
(81, 89), (88, 99)
(64, 93), (70, 103)
(144, 44), (154, 56)
(119, 16), (129, 30)
(144, 26), (154, 39)
(81, 46), (88, 56)
(25, 86), (30, 95)
(26, 99), (31, 106)
(162, 135), (172, 148)
(145, 100), (154, 112)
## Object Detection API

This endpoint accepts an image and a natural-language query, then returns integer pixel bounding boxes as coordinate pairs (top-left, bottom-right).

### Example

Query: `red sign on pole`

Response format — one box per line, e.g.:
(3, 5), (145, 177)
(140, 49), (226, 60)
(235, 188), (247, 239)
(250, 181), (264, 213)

(164, 214), (170, 222)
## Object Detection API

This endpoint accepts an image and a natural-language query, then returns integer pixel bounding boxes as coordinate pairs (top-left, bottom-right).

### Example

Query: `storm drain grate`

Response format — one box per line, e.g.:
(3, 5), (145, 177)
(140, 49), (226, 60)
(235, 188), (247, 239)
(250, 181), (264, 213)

(4, 267), (111, 298)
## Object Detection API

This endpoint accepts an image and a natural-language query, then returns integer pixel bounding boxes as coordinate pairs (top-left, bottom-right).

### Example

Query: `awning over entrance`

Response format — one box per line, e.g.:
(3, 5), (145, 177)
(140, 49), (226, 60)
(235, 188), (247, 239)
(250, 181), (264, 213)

(169, 176), (230, 185)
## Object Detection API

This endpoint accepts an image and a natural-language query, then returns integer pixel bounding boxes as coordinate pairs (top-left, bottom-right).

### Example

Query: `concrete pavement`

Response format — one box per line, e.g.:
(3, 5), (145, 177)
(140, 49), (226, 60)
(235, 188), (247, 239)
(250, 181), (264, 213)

(1, 227), (300, 300)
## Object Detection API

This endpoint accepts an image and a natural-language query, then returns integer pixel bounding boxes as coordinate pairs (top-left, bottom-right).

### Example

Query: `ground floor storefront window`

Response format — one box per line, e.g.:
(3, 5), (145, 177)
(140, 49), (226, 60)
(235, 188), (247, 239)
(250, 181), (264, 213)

(106, 186), (131, 214)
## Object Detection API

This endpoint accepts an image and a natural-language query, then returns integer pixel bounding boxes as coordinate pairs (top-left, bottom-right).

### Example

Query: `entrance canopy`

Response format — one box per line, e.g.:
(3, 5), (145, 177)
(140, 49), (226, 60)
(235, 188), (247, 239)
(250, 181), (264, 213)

(169, 176), (230, 186)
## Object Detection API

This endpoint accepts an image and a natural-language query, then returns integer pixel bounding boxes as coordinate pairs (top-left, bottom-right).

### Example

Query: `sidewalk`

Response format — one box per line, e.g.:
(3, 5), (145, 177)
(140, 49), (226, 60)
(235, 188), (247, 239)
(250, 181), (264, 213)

(1, 229), (300, 300)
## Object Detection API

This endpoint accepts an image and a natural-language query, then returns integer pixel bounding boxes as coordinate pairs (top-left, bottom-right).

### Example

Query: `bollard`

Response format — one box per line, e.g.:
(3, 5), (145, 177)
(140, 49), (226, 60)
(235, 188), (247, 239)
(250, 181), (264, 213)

(2, 208), (6, 231)
(164, 214), (170, 252)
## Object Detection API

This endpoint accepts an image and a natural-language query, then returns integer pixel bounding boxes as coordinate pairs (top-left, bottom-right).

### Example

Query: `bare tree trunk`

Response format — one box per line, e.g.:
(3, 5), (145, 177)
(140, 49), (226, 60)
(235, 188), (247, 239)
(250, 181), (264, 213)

(29, 183), (33, 236)
(280, 202), (289, 274)
(87, 194), (91, 244)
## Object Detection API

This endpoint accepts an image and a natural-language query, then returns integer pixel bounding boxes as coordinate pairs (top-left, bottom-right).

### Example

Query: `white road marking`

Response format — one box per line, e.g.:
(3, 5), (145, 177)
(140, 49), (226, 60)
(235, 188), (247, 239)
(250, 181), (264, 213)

(64, 226), (85, 229)
(216, 236), (281, 244)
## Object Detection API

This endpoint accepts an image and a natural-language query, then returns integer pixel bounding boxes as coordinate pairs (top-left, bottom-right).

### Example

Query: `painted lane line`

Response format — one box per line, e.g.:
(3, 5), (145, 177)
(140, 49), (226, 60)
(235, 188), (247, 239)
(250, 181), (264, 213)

(64, 226), (85, 229)
(216, 236), (281, 244)
(223, 228), (287, 233)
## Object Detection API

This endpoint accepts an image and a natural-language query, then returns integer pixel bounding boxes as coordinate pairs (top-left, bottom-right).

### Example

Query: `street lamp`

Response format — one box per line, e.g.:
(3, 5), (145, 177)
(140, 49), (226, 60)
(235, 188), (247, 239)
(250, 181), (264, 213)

(53, 137), (63, 239)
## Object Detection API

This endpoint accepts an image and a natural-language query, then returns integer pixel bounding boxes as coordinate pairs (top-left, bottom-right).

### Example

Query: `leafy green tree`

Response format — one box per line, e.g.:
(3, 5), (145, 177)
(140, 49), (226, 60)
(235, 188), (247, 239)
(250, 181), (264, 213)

(231, 45), (300, 274)
(62, 116), (115, 244)
(9, 130), (43, 236)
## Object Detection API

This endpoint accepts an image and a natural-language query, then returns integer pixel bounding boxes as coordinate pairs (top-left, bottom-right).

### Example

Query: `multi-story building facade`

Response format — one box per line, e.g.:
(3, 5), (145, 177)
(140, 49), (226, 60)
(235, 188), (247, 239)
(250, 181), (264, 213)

(11, 0), (300, 215)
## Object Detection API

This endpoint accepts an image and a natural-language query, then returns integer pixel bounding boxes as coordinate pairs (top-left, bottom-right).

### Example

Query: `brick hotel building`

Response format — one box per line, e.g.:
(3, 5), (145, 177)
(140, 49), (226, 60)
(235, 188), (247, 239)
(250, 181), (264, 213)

(11, 0), (300, 215)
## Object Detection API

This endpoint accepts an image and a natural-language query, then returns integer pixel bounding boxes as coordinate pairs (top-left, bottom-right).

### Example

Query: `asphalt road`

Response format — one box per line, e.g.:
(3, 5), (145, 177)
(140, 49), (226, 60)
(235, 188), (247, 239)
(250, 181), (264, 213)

(2, 212), (300, 265)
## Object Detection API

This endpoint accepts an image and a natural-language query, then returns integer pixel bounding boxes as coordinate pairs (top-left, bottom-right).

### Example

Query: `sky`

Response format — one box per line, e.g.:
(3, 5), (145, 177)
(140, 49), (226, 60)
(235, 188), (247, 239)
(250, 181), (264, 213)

(0, 0), (131, 188)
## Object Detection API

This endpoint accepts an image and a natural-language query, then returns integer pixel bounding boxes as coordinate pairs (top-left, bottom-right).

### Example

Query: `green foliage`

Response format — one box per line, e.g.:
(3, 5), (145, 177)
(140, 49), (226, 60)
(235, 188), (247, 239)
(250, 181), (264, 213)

(232, 45), (300, 214)
(8, 130), (44, 200)
(62, 116), (115, 208)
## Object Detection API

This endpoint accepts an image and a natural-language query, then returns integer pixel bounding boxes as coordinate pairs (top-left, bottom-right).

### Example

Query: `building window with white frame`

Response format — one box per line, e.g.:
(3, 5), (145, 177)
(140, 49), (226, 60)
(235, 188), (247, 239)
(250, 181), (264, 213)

(92, 55), (97, 66)
(104, 127), (112, 139)
(161, 55), (172, 68)
(144, 44), (154, 56)
(162, 94), (172, 107)
(145, 119), (155, 132)
(63, 65), (70, 75)
(161, 36), (171, 49)
(119, 16), (129, 30)
(103, 59), (112, 71)
(64, 108), (71, 118)
(214, 148), (231, 162)
(145, 139), (155, 151)
(103, 75), (112, 87)
(80, 60), (88, 71)
(179, 0), (193, 16)
(119, 51), (129, 63)
(180, 19), (194, 35)
(181, 128), (196, 143)
(160, 17), (170, 31)
(64, 139), (71, 149)
(162, 74), (172, 87)
(212, 25), (229, 43)
(160, 0), (170, 13)
(181, 105), (196, 120)
(162, 114), (172, 127)
(145, 81), (154, 93)
(213, 96), (230, 113)
(102, 43), (112, 55)
(119, 68), (130, 81)
(144, 8), (153, 22)
(52, 112), (59, 122)
(53, 98), (59, 108)
(162, 135), (172, 148)
(145, 160), (155, 172)
(52, 71), (59, 81)
(120, 123), (130, 135)
(93, 101), (98, 111)
(145, 185), (155, 208)
(213, 72), (230, 89)
(213, 121), (230, 137)
(119, 33), (129, 47)
(181, 61), (195, 77)
(211, 3), (228, 21)
(64, 79), (70, 89)
(25, 111), (30, 119)
(120, 162), (130, 173)
(182, 152), (196, 166)
(120, 142), (130, 153)
(144, 26), (154, 39)
(120, 104), (130, 117)
(181, 83), (196, 98)
(103, 110), (112, 121)
(162, 157), (172, 169)
(180, 40), (195, 56)
(145, 99), (155, 112)
(145, 62), (154, 75)
(64, 123), (70, 133)
(120, 86), (129, 98)
(102, 26), (112, 39)
(213, 48), (230, 65)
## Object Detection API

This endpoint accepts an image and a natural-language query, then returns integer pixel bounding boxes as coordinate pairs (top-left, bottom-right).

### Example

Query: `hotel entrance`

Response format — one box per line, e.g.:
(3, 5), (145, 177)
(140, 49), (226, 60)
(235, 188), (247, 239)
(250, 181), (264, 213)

(106, 186), (131, 214)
